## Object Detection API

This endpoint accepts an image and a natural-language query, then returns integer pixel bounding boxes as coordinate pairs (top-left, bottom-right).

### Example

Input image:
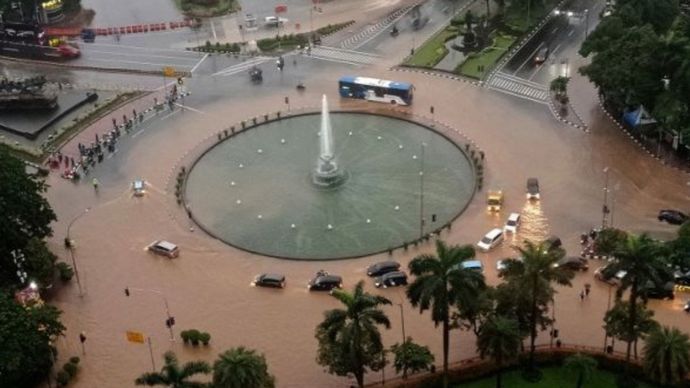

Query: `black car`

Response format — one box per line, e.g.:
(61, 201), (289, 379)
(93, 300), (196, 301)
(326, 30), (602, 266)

(641, 281), (675, 300)
(308, 274), (343, 291)
(252, 273), (286, 288)
(555, 256), (589, 271)
(534, 46), (549, 64)
(674, 270), (690, 287)
(366, 261), (401, 277)
(374, 271), (408, 288)
(658, 209), (688, 225)
(526, 178), (540, 200)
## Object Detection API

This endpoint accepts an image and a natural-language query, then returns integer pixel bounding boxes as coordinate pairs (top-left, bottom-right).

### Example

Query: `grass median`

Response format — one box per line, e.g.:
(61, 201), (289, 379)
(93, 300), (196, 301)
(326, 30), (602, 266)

(456, 34), (515, 79)
(403, 27), (459, 68)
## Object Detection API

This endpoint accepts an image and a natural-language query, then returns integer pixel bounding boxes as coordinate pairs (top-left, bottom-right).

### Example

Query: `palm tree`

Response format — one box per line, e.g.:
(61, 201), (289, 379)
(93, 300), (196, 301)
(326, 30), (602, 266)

(564, 353), (598, 388)
(315, 280), (391, 388)
(407, 239), (485, 388)
(500, 240), (574, 376)
(135, 351), (210, 388)
(643, 326), (690, 386)
(212, 347), (275, 388)
(476, 315), (521, 388)
(607, 234), (668, 364)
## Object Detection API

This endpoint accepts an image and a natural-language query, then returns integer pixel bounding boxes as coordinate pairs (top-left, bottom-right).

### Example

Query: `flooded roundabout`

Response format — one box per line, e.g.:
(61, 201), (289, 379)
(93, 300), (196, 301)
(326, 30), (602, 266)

(184, 96), (478, 259)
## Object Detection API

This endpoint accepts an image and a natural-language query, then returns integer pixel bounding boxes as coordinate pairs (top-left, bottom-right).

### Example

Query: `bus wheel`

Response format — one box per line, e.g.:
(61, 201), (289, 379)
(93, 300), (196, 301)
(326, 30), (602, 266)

(390, 100), (396, 104)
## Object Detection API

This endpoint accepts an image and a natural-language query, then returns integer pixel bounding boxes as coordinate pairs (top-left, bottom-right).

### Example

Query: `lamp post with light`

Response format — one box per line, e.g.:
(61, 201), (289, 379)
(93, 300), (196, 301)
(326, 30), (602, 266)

(66, 207), (90, 296)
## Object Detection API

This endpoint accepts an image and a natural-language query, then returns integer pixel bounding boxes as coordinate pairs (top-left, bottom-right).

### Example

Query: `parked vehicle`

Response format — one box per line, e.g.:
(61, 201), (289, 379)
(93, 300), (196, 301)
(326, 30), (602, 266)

(684, 301), (690, 313)
(526, 178), (540, 200)
(497, 256), (523, 272)
(504, 212), (521, 233)
(658, 209), (688, 225)
(366, 261), (401, 277)
(594, 264), (626, 286)
(555, 256), (589, 271)
(252, 273), (286, 288)
(477, 228), (504, 252)
(147, 240), (180, 258)
(641, 281), (675, 300)
(374, 271), (408, 288)
(308, 273), (343, 291)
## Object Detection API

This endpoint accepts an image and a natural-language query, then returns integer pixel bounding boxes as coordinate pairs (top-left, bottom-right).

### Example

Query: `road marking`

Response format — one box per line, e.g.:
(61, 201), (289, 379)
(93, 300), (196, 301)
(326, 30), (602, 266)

(568, 29), (575, 37)
(211, 20), (217, 40)
(161, 110), (180, 120)
(175, 103), (205, 114)
(83, 49), (200, 62)
(551, 43), (562, 56)
(211, 57), (272, 76)
(190, 53), (208, 73)
(83, 57), (194, 69)
(86, 42), (201, 55)
(551, 27), (559, 34)
(528, 63), (544, 81)
(513, 42), (544, 76)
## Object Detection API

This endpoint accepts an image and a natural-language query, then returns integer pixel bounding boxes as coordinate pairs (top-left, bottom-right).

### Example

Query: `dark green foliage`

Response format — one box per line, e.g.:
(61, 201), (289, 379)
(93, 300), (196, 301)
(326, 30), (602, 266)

(135, 351), (210, 387)
(56, 370), (70, 386)
(595, 228), (628, 256)
(0, 293), (64, 387)
(63, 361), (78, 377)
(57, 262), (74, 282)
(390, 338), (435, 378)
(212, 347), (275, 388)
(23, 237), (58, 287)
(643, 326), (690, 385)
(0, 147), (56, 288)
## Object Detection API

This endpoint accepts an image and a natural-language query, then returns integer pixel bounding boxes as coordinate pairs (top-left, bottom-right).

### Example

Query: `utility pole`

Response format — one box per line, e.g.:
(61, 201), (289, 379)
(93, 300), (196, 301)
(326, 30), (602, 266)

(66, 208), (90, 296)
(584, 9), (589, 39)
(419, 143), (426, 239)
(601, 167), (610, 229)
(125, 287), (176, 341)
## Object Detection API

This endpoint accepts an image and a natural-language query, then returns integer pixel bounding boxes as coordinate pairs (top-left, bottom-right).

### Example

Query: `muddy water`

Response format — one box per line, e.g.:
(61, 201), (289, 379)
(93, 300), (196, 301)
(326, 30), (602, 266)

(45, 67), (690, 388)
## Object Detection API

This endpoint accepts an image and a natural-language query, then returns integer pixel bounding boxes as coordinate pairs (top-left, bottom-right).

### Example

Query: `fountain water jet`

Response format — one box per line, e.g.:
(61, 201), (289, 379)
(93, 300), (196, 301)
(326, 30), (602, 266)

(312, 95), (346, 187)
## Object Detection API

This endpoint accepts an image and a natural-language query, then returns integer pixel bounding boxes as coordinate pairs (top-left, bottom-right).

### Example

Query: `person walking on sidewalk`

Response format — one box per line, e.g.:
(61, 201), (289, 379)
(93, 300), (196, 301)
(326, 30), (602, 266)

(92, 178), (99, 192)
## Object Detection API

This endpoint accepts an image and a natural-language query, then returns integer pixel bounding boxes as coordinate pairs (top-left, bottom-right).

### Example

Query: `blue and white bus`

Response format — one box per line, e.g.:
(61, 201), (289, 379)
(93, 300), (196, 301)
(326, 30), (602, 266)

(338, 76), (414, 105)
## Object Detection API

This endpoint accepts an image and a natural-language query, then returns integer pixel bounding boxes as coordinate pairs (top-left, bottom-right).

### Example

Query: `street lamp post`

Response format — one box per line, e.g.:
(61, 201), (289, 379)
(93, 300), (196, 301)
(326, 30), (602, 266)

(603, 284), (613, 351)
(601, 167), (610, 229)
(125, 287), (176, 341)
(584, 9), (589, 39)
(66, 208), (90, 296)
(419, 143), (426, 239)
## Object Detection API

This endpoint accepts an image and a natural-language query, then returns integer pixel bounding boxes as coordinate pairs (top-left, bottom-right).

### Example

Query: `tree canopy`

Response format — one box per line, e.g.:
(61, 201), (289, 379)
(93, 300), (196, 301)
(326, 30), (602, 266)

(0, 148), (56, 288)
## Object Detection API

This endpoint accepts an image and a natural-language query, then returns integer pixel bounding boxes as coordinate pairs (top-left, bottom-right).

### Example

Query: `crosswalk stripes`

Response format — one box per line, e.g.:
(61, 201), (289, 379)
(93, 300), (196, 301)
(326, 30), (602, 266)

(307, 46), (381, 66)
(333, 5), (414, 50)
(487, 71), (549, 104)
(211, 57), (273, 77)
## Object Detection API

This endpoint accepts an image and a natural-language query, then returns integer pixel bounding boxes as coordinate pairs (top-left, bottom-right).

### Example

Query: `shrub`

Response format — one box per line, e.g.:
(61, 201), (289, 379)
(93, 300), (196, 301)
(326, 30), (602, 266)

(56, 262), (74, 282)
(63, 361), (78, 377)
(189, 329), (201, 346)
(199, 332), (211, 345)
(69, 356), (80, 364)
(181, 330), (190, 343)
(56, 370), (70, 386)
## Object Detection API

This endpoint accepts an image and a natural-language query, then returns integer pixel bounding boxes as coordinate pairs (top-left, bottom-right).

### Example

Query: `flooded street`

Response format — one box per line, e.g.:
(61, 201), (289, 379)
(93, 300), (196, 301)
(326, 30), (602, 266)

(82, 0), (183, 26)
(41, 61), (690, 387)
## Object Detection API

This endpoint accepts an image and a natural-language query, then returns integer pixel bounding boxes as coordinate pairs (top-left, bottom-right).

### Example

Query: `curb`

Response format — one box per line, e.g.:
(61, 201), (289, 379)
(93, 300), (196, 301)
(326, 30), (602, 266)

(389, 66), (482, 87)
(547, 92), (589, 132)
(597, 96), (690, 177)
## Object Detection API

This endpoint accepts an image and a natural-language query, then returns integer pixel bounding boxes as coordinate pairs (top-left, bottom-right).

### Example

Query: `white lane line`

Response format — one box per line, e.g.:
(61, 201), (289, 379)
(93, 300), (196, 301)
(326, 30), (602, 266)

(83, 57), (193, 69)
(551, 43), (563, 56)
(83, 49), (200, 62)
(308, 55), (363, 67)
(161, 110), (180, 120)
(86, 42), (201, 55)
(568, 29), (574, 37)
(513, 42), (544, 76)
(175, 103), (205, 114)
(528, 64), (543, 81)
(190, 53), (208, 73)
(551, 27), (559, 34)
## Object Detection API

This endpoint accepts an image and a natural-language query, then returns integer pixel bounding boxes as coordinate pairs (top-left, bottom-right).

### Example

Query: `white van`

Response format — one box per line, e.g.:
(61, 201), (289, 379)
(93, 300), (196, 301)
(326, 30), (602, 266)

(477, 228), (504, 252)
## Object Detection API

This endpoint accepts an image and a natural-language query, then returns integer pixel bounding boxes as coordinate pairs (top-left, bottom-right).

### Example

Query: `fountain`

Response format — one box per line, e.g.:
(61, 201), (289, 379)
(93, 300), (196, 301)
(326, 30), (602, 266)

(313, 95), (346, 187)
(184, 100), (477, 260)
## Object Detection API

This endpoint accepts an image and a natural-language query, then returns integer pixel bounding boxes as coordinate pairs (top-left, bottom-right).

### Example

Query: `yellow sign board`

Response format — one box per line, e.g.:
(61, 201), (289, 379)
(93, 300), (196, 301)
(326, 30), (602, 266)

(126, 331), (145, 344)
(162, 67), (176, 77)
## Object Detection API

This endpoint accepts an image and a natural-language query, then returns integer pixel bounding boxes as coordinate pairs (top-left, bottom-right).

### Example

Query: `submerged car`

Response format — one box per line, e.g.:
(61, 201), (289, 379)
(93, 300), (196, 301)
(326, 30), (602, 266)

(147, 240), (179, 258)
(555, 256), (589, 271)
(366, 261), (401, 277)
(658, 209), (688, 225)
(374, 271), (408, 288)
(504, 212), (521, 233)
(477, 228), (504, 252)
(526, 178), (540, 200)
(252, 273), (286, 288)
(308, 273), (342, 291)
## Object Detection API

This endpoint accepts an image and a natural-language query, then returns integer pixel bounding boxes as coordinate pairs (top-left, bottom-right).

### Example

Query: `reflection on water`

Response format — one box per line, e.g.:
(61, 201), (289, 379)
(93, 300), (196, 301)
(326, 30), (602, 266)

(512, 200), (550, 246)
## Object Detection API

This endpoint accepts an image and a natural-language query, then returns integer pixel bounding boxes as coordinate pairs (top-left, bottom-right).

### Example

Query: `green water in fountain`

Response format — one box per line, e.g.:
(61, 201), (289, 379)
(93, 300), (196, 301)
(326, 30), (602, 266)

(185, 112), (476, 260)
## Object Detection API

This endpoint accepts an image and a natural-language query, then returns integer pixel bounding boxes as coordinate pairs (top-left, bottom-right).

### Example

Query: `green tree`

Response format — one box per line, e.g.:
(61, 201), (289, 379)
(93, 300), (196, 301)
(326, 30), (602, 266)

(604, 300), (658, 359)
(212, 347), (274, 388)
(0, 293), (65, 388)
(390, 337), (435, 379)
(407, 240), (485, 388)
(607, 234), (669, 364)
(0, 148), (56, 288)
(315, 280), (391, 388)
(476, 315), (521, 388)
(643, 326), (690, 386)
(23, 237), (58, 288)
(500, 240), (574, 377)
(135, 351), (211, 388)
(594, 228), (628, 256)
(564, 353), (598, 388)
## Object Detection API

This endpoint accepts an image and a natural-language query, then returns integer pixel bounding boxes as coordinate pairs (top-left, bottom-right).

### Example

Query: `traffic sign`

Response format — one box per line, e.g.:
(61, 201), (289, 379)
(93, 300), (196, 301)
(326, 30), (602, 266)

(126, 330), (145, 344)
(162, 67), (176, 77)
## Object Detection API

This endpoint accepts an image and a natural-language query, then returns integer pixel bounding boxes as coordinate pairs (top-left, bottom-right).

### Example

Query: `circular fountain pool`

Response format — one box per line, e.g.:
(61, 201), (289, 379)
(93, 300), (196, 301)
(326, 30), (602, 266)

(184, 111), (476, 260)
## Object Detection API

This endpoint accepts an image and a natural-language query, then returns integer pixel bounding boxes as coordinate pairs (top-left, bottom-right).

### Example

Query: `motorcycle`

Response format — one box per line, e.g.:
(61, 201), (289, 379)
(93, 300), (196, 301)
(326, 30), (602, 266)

(390, 25), (399, 37)
(684, 301), (690, 313)
(296, 82), (306, 91)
